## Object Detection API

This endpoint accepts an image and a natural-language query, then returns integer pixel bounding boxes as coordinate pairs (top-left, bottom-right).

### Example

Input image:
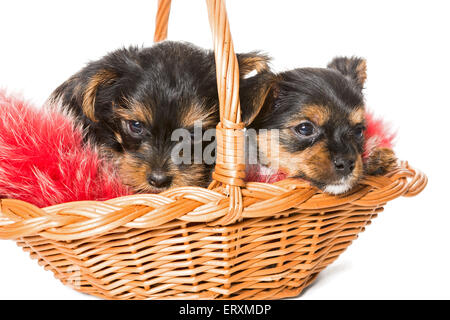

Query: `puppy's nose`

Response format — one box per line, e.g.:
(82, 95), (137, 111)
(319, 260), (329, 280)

(148, 171), (173, 188)
(333, 156), (355, 176)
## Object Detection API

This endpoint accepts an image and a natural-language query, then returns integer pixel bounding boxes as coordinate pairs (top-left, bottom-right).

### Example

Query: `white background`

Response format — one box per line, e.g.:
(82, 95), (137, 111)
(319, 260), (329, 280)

(0, 0), (448, 299)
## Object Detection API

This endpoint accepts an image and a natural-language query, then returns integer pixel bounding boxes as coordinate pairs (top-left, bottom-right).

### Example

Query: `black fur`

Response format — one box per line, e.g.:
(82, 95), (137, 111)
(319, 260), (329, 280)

(327, 56), (367, 90)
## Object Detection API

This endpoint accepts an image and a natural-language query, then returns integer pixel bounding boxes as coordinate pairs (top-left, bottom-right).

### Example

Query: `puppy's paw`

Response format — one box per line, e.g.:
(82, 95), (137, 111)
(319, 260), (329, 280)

(364, 147), (398, 175)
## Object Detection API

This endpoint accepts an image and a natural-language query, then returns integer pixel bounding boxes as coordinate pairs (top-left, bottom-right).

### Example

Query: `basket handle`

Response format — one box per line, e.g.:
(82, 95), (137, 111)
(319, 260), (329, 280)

(153, 0), (171, 43)
(154, 0), (245, 225)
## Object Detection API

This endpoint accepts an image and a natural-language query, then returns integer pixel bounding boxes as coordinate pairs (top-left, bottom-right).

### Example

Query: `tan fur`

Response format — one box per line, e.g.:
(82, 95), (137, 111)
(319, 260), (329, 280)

(258, 130), (363, 187)
(169, 162), (209, 190)
(349, 107), (365, 125)
(114, 132), (123, 144)
(180, 101), (217, 128)
(356, 59), (367, 87)
(364, 147), (398, 175)
(239, 56), (270, 76)
(286, 104), (330, 127)
(114, 98), (153, 125)
(101, 145), (210, 192)
(83, 70), (117, 121)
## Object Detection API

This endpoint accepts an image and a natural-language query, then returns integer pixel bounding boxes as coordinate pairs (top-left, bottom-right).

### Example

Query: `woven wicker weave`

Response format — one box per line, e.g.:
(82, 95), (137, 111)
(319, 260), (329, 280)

(0, 0), (427, 300)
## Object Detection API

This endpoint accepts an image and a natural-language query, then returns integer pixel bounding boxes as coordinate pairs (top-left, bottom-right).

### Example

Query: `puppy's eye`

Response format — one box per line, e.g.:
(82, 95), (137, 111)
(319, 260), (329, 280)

(353, 126), (365, 138)
(295, 121), (316, 137)
(127, 121), (144, 135)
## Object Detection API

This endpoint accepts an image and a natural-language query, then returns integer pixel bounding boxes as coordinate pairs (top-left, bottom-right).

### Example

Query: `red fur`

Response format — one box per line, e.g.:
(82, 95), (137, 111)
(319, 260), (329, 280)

(363, 110), (396, 159)
(245, 165), (287, 184)
(0, 91), (131, 207)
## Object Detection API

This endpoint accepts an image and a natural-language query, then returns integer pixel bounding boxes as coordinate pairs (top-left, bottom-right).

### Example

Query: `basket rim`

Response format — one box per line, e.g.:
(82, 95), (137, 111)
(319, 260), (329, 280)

(0, 161), (427, 241)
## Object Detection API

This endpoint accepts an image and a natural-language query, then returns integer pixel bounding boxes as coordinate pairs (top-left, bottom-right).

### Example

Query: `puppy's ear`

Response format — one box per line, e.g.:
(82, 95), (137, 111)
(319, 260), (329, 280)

(81, 69), (117, 121)
(327, 56), (367, 90)
(240, 71), (278, 126)
(236, 52), (271, 78)
(49, 68), (118, 122)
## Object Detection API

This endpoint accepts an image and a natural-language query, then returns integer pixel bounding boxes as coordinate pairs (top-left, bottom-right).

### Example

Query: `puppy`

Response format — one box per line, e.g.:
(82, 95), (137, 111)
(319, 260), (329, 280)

(241, 57), (397, 194)
(48, 41), (269, 193)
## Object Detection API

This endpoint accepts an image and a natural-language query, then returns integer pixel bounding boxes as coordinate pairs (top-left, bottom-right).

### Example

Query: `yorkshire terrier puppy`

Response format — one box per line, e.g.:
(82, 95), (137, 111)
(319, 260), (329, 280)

(241, 57), (397, 194)
(48, 41), (269, 192)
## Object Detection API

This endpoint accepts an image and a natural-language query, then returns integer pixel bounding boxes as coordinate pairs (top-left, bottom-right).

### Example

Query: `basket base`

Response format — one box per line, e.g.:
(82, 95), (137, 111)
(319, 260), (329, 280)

(14, 205), (380, 300)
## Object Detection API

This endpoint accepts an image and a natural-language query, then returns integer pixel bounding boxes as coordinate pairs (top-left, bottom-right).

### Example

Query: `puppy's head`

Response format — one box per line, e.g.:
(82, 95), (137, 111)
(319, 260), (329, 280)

(50, 42), (270, 193)
(243, 57), (368, 194)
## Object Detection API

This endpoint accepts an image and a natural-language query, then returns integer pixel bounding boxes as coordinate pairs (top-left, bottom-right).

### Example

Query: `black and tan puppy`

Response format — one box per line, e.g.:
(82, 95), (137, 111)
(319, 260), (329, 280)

(48, 41), (268, 193)
(241, 57), (397, 194)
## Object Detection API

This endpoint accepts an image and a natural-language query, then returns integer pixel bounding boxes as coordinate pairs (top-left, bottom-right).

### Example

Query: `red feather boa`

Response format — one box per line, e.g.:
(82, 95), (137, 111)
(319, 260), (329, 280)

(0, 92), (130, 207)
(363, 110), (396, 158)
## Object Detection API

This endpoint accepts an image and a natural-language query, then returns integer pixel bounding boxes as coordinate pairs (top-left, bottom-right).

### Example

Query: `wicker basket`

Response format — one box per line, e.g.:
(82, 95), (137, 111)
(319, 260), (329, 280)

(0, 0), (427, 300)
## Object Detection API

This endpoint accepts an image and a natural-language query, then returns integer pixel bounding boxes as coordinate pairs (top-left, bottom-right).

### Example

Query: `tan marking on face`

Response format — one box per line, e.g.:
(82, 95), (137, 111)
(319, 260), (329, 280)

(351, 154), (364, 186)
(83, 69), (117, 121)
(180, 101), (218, 128)
(349, 107), (365, 126)
(100, 147), (148, 192)
(286, 104), (330, 128)
(277, 140), (334, 181)
(101, 146), (212, 193)
(117, 153), (149, 192)
(169, 163), (211, 189)
(257, 130), (364, 189)
(114, 98), (153, 125)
